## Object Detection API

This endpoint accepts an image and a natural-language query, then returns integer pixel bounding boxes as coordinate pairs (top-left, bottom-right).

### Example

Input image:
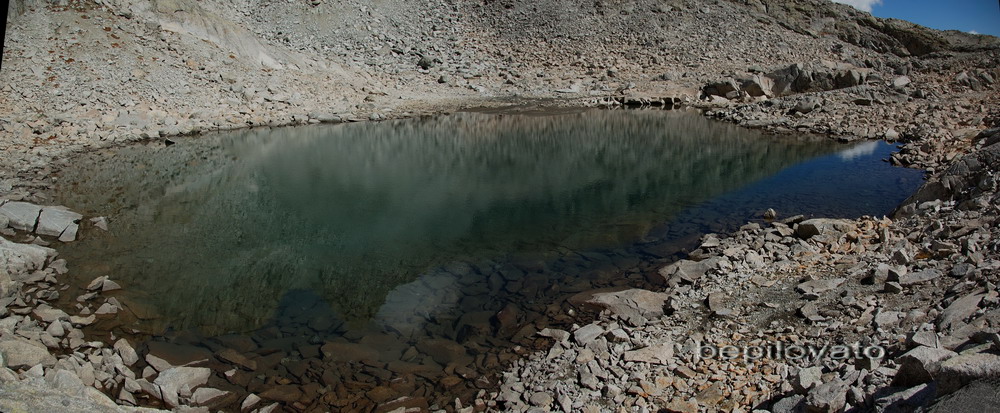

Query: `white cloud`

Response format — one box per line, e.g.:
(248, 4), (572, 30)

(829, 0), (883, 12)
(969, 30), (979, 35)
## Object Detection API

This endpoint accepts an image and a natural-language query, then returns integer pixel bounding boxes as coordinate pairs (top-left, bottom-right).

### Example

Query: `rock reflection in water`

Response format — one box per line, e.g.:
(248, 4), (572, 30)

(50, 110), (928, 411)
(56, 110), (843, 334)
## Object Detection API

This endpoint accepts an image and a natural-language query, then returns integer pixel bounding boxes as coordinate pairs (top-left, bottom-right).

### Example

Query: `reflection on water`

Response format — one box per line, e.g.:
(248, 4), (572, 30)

(836, 141), (880, 161)
(55, 110), (906, 335)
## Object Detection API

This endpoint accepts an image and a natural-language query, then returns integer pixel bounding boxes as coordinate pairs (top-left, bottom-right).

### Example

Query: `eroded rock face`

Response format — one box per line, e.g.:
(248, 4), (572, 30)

(702, 61), (870, 100)
(901, 140), (1000, 208)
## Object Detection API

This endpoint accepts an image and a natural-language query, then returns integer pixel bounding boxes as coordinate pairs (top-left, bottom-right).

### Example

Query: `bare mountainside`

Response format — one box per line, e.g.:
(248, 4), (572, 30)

(3, 0), (999, 192)
(2, 0), (1000, 413)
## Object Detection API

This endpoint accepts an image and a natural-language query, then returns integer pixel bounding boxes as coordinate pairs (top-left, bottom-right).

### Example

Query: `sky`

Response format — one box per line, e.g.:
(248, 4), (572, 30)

(831, 0), (1000, 37)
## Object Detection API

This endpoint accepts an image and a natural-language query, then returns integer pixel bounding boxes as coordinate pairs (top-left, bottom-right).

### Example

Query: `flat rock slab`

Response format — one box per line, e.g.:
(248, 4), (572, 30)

(797, 278), (846, 295)
(938, 293), (985, 330)
(0, 202), (83, 241)
(658, 257), (724, 283)
(927, 378), (1000, 411)
(622, 342), (674, 365)
(900, 269), (943, 285)
(36, 206), (82, 239)
(0, 202), (42, 232)
(707, 292), (734, 316)
(584, 288), (671, 320)
(796, 218), (857, 239)
(154, 366), (211, 407)
(936, 352), (1000, 395)
(0, 339), (57, 368)
(190, 387), (230, 406)
(573, 323), (605, 346)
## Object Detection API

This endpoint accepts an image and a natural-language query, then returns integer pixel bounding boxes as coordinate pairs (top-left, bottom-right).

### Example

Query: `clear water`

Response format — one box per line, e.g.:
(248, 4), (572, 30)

(53, 110), (923, 337)
(50, 109), (926, 409)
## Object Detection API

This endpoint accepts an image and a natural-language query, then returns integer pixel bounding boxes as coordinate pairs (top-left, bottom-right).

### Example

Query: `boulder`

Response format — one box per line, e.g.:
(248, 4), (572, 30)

(926, 378), (1000, 411)
(216, 348), (257, 371)
(572, 324), (605, 346)
(537, 328), (571, 342)
(771, 394), (805, 413)
(32, 306), (69, 323)
(0, 339), (56, 369)
(153, 366), (211, 408)
(706, 292), (734, 316)
(805, 379), (848, 412)
(892, 75), (912, 88)
(375, 396), (429, 413)
(702, 78), (740, 98)
(584, 288), (670, 321)
(935, 352), (1000, 395)
(792, 97), (822, 114)
(767, 61), (868, 96)
(0, 236), (55, 279)
(622, 342), (674, 365)
(741, 74), (774, 97)
(0, 376), (154, 413)
(241, 393), (261, 411)
(114, 339), (140, 366)
(871, 383), (936, 412)
(658, 257), (724, 284)
(259, 385), (302, 403)
(190, 387), (230, 406)
(794, 366), (824, 392)
(146, 341), (212, 367)
(34, 206), (82, 239)
(796, 218), (857, 239)
(893, 346), (958, 386)
(938, 293), (985, 330)
(900, 269), (942, 285)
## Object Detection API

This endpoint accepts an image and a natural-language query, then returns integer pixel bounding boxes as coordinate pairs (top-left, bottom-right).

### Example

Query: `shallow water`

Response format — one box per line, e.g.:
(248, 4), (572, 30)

(51, 109), (924, 409)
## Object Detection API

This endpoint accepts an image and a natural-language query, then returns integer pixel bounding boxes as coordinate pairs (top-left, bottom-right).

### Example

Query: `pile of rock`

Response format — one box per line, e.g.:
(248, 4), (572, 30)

(0, 201), (256, 413)
(702, 61), (870, 102)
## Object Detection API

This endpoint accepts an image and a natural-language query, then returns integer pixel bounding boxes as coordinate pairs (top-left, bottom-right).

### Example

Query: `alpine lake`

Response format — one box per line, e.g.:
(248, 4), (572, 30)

(51, 108), (925, 410)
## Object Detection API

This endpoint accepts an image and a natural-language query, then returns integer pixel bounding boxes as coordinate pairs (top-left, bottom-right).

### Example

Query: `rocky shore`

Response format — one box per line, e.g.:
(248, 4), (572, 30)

(492, 127), (1000, 412)
(2, 0), (999, 412)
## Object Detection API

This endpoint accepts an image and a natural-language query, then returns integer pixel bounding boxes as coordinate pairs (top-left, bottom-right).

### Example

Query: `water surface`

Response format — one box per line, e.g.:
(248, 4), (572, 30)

(54, 110), (921, 336)
(50, 109), (927, 410)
